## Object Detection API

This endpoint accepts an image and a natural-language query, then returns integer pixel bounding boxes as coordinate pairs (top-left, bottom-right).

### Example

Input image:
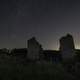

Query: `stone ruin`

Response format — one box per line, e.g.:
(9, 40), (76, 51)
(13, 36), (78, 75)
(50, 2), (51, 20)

(27, 37), (43, 61)
(27, 34), (75, 62)
(59, 34), (75, 59)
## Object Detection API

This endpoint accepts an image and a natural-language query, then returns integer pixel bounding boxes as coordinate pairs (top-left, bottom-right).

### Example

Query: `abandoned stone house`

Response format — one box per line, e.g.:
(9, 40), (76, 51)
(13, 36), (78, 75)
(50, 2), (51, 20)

(59, 34), (75, 59)
(0, 34), (78, 63)
(27, 37), (43, 61)
(27, 34), (76, 62)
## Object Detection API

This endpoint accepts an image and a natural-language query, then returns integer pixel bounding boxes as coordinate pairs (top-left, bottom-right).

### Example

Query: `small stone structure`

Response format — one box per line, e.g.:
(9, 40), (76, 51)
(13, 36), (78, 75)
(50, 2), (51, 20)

(59, 34), (75, 59)
(43, 50), (62, 63)
(27, 37), (43, 60)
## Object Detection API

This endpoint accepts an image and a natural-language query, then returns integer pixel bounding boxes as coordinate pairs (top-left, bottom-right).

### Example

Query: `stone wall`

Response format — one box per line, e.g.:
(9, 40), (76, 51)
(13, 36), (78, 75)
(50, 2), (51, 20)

(27, 37), (43, 60)
(59, 34), (75, 59)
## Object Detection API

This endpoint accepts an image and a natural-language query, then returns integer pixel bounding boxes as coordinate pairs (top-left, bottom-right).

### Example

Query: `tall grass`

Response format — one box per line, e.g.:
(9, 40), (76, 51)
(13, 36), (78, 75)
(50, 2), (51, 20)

(0, 55), (79, 80)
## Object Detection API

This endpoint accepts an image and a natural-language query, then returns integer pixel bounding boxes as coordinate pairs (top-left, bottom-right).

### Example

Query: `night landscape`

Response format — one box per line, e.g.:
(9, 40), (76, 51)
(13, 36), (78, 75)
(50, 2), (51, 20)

(0, 0), (80, 80)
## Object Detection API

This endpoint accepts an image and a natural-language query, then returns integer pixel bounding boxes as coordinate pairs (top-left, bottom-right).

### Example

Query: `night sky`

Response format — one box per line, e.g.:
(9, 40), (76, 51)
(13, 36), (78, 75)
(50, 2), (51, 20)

(0, 0), (80, 50)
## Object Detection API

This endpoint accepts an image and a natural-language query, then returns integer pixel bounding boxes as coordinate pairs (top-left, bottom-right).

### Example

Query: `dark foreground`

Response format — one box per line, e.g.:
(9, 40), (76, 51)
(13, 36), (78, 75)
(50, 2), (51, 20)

(0, 56), (80, 80)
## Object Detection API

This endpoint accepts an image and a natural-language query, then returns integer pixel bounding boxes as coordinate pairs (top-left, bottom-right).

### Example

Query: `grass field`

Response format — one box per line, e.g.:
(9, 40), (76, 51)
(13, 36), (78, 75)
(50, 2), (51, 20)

(0, 55), (79, 80)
